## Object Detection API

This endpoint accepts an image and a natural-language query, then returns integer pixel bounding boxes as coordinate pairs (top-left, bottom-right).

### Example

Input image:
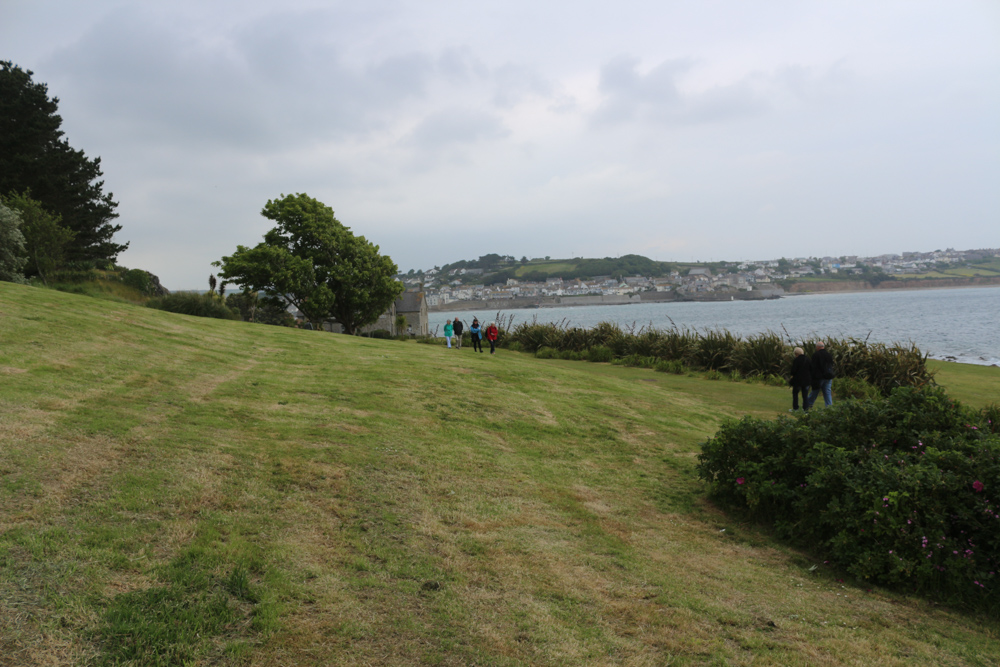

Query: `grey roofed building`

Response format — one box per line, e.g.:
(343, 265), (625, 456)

(319, 290), (429, 336)
(394, 290), (429, 336)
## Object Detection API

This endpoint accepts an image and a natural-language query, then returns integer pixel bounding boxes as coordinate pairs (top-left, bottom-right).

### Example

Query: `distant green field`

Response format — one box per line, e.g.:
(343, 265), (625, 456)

(1, 282), (998, 665)
(940, 265), (1000, 277)
(513, 261), (576, 276)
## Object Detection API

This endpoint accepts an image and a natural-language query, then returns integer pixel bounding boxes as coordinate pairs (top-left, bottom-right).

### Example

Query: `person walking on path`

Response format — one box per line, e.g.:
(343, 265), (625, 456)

(485, 321), (499, 355)
(469, 318), (483, 353)
(452, 318), (464, 350)
(443, 320), (454, 349)
(789, 346), (812, 412)
(807, 341), (835, 408)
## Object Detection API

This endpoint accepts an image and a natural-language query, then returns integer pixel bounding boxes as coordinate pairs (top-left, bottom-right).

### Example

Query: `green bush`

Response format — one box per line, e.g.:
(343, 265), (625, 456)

(730, 331), (788, 378)
(690, 329), (738, 371)
(121, 268), (153, 295)
(146, 293), (240, 320)
(560, 327), (593, 352)
(614, 354), (656, 368)
(535, 346), (558, 359)
(628, 328), (665, 358)
(823, 337), (935, 397)
(509, 322), (562, 352)
(416, 337), (441, 346)
(657, 328), (698, 362)
(224, 293), (295, 326)
(697, 387), (999, 610)
(591, 322), (628, 356)
(586, 345), (614, 363)
(763, 374), (789, 387)
(834, 376), (882, 401)
(505, 321), (933, 393)
(654, 359), (685, 374)
(362, 329), (392, 339)
(983, 404), (1000, 435)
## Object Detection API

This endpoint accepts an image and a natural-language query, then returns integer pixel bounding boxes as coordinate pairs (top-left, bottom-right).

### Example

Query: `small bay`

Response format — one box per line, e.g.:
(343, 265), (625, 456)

(429, 285), (1000, 366)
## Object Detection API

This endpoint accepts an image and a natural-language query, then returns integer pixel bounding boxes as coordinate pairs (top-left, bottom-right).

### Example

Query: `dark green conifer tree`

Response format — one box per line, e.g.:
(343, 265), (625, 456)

(0, 61), (127, 266)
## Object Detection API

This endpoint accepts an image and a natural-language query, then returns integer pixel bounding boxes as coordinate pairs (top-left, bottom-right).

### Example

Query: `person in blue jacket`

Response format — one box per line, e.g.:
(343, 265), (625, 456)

(443, 320), (454, 348)
(469, 318), (483, 353)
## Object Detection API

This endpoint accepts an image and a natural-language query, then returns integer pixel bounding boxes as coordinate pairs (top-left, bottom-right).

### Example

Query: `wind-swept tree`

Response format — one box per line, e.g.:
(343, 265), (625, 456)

(0, 61), (127, 266)
(214, 193), (403, 333)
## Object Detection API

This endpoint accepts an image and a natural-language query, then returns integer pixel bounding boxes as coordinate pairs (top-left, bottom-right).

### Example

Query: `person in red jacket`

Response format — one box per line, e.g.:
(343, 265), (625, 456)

(485, 321), (499, 355)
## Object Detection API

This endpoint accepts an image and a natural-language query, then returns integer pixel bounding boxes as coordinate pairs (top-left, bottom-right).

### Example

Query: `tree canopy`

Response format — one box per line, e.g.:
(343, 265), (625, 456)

(214, 193), (403, 334)
(0, 61), (126, 266)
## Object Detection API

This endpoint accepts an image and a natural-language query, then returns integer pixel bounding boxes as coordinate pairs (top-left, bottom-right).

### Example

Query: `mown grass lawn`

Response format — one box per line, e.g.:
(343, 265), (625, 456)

(1, 282), (998, 666)
(928, 360), (1000, 409)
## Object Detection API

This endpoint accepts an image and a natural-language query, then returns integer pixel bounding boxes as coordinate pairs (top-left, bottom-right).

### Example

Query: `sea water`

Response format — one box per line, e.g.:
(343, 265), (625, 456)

(429, 285), (1000, 366)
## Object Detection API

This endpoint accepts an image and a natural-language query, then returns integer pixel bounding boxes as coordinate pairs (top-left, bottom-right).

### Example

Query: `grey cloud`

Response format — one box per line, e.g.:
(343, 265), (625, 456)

(368, 53), (434, 97)
(491, 64), (553, 108)
(593, 55), (766, 125)
(406, 108), (508, 148)
(436, 47), (489, 84)
(47, 9), (434, 152)
(775, 61), (855, 102)
(434, 49), (556, 109)
(678, 81), (768, 123)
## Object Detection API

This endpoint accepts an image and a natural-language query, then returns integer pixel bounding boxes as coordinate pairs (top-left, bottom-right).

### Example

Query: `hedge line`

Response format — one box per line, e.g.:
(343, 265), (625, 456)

(507, 321), (934, 396)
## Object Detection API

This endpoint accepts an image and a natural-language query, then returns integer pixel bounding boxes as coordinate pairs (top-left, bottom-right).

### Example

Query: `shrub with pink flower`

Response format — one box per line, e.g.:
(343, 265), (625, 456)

(697, 385), (1000, 611)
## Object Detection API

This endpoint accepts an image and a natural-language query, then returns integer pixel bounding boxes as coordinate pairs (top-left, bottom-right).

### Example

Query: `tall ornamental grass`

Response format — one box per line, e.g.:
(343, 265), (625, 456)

(508, 320), (933, 395)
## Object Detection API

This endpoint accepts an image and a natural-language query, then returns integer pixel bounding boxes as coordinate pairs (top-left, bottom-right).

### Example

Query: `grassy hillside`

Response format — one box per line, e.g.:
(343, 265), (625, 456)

(1, 282), (998, 666)
(457, 255), (733, 285)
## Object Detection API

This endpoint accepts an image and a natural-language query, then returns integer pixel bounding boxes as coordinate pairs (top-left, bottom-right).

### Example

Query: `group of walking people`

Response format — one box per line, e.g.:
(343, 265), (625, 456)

(789, 341), (835, 411)
(442, 317), (499, 355)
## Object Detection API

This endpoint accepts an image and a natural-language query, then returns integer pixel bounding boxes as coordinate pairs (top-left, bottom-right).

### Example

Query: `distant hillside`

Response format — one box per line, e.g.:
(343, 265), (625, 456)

(430, 254), (734, 285)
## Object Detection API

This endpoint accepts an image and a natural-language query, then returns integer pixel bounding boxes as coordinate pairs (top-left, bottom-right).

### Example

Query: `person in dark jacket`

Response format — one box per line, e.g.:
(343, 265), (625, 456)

(807, 341), (835, 408)
(469, 318), (483, 353)
(789, 346), (812, 412)
(452, 318), (464, 350)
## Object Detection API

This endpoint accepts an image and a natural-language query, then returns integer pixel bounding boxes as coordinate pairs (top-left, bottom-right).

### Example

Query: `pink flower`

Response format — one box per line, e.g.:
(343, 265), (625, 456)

(736, 477), (745, 485)
(973, 480), (984, 492)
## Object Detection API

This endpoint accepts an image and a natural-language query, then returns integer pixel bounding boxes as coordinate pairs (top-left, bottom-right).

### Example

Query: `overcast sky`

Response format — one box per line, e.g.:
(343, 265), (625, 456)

(3, 1), (998, 289)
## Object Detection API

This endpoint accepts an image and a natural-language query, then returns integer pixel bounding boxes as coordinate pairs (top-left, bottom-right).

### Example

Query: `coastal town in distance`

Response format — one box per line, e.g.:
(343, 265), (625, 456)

(400, 247), (1000, 311)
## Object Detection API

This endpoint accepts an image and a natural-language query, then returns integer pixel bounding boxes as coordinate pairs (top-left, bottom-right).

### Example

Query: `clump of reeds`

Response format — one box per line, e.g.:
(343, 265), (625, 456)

(507, 320), (934, 395)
